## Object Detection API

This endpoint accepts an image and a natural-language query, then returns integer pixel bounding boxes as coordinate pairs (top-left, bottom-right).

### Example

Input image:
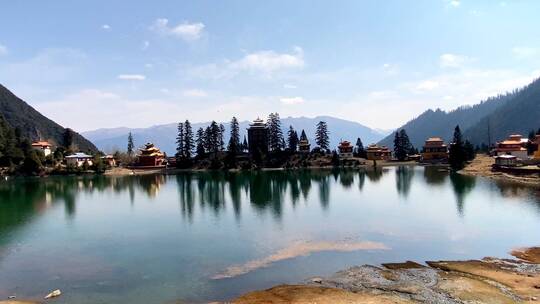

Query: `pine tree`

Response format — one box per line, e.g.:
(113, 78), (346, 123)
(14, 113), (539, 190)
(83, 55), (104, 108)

(195, 127), (205, 158)
(228, 117), (240, 154)
(267, 113), (284, 152)
(127, 132), (134, 156)
(63, 128), (74, 152)
(393, 129), (413, 161)
(219, 123), (226, 152)
(449, 125), (467, 170)
(355, 137), (366, 158)
(175, 122), (184, 158)
(242, 135), (248, 152)
(183, 120), (194, 159)
(315, 121), (329, 151)
(287, 126), (298, 152)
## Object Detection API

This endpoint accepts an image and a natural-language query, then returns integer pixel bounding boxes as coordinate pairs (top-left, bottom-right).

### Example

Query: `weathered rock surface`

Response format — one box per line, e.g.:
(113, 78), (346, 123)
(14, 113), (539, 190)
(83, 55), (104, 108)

(232, 247), (540, 303)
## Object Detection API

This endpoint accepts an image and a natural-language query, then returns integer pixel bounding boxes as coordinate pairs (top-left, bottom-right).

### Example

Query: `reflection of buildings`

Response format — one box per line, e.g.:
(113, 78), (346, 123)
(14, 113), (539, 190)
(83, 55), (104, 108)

(421, 137), (448, 162)
(247, 118), (269, 155)
(366, 144), (392, 160)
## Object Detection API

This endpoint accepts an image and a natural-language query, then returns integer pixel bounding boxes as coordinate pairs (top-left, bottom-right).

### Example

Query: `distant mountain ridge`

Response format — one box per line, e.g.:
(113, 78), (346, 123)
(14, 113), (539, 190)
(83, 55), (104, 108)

(378, 78), (540, 149)
(83, 116), (387, 155)
(0, 84), (97, 152)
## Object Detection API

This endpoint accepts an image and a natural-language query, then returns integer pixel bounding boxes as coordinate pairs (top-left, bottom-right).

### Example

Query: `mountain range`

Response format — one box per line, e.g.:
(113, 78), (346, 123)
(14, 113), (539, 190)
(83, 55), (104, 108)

(83, 116), (389, 155)
(0, 84), (97, 152)
(378, 77), (540, 149)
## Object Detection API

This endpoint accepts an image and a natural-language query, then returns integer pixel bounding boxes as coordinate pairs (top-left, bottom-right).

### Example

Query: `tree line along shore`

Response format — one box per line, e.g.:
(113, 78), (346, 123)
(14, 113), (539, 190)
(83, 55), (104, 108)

(1, 112), (539, 178)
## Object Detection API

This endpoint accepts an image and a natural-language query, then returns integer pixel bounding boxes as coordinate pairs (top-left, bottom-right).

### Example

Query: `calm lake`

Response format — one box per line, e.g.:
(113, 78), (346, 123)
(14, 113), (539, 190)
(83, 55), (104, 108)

(1, 166), (540, 303)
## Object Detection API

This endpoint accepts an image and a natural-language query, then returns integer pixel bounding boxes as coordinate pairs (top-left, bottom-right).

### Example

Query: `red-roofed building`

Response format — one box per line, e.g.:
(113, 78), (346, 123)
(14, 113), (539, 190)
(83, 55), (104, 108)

(495, 134), (528, 159)
(31, 141), (52, 157)
(338, 140), (354, 158)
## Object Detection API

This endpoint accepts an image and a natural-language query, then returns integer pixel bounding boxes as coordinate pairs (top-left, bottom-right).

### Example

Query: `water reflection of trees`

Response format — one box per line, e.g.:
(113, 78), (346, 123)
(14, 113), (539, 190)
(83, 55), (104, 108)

(395, 166), (415, 198)
(449, 173), (477, 216)
(3, 168), (540, 236)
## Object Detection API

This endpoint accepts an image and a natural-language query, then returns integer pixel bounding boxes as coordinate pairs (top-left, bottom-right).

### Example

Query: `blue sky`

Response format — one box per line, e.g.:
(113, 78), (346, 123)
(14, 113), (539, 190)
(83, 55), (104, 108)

(1, 0), (539, 132)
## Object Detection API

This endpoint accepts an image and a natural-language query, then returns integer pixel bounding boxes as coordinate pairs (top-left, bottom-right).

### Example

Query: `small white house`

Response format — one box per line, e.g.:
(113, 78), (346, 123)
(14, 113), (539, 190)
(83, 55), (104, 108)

(31, 141), (52, 157)
(65, 153), (93, 167)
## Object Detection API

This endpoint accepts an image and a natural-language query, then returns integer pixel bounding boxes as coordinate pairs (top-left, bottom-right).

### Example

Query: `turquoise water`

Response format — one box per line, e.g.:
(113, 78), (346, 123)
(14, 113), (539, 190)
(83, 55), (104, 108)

(1, 167), (539, 303)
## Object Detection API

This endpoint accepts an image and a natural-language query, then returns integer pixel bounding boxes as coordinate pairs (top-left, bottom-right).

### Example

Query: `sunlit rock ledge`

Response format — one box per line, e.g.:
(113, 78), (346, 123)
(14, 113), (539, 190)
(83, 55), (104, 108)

(231, 247), (540, 304)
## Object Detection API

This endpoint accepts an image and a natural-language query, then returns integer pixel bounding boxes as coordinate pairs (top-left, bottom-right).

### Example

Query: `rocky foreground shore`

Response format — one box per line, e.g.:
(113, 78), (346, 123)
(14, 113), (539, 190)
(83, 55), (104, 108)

(232, 247), (540, 304)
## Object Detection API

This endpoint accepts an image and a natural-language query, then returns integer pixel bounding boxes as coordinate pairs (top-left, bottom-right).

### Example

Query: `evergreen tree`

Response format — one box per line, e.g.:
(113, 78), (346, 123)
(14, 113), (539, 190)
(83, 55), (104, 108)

(127, 132), (134, 156)
(21, 150), (42, 175)
(175, 122), (184, 158)
(355, 137), (366, 158)
(463, 140), (476, 161)
(393, 129), (413, 161)
(267, 113), (284, 152)
(228, 117), (240, 154)
(63, 128), (74, 152)
(195, 127), (206, 158)
(315, 121), (329, 151)
(242, 135), (248, 152)
(449, 125), (467, 170)
(219, 123), (226, 151)
(287, 126), (298, 152)
(183, 120), (194, 159)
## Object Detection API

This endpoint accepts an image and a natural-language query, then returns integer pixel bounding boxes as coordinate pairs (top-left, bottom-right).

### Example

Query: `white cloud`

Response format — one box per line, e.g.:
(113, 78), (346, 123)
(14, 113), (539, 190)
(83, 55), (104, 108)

(448, 0), (460, 7)
(102, 24), (111, 30)
(150, 18), (205, 41)
(416, 80), (440, 91)
(280, 96), (305, 105)
(283, 84), (297, 89)
(439, 53), (469, 68)
(142, 40), (150, 51)
(382, 63), (399, 75)
(512, 47), (538, 59)
(230, 47), (304, 73)
(117, 74), (146, 81)
(182, 89), (208, 98)
(0, 44), (7, 56)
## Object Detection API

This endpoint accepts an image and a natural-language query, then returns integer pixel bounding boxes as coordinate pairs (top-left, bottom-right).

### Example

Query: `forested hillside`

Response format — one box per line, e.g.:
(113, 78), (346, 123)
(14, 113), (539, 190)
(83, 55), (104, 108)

(0, 84), (97, 152)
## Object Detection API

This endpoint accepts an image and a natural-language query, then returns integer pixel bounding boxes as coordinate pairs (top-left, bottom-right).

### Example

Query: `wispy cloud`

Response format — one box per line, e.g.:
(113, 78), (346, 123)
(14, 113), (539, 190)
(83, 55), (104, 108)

(231, 47), (304, 73)
(280, 96), (305, 105)
(512, 46), (538, 59)
(0, 44), (7, 56)
(182, 89), (208, 98)
(439, 53), (470, 68)
(117, 74), (146, 81)
(448, 0), (460, 7)
(142, 40), (150, 51)
(283, 84), (297, 89)
(101, 24), (111, 30)
(150, 18), (205, 41)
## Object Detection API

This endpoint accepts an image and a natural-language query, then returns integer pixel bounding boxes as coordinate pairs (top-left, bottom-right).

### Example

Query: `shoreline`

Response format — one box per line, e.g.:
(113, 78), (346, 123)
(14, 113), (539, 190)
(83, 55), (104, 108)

(230, 247), (540, 303)
(459, 154), (540, 186)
